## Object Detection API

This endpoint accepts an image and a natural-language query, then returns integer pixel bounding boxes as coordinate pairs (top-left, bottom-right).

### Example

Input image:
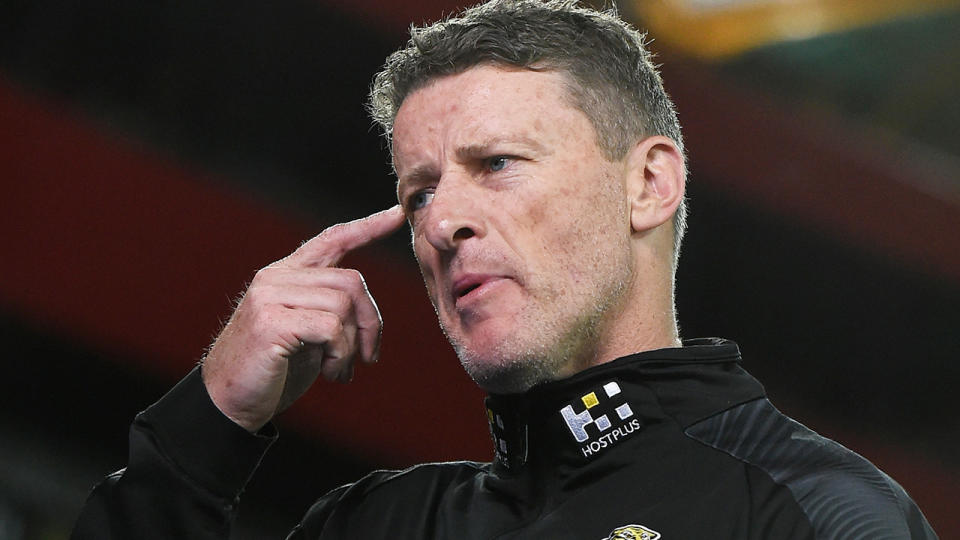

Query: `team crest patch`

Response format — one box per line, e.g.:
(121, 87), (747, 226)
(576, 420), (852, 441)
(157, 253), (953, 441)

(559, 380), (641, 458)
(602, 523), (661, 540)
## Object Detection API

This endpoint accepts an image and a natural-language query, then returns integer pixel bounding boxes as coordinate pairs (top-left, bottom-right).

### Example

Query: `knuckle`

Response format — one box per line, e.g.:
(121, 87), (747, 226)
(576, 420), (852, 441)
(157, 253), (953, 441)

(343, 268), (365, 287)
(331, 289), (352, 315)
(251, 265), (273, 282)
(249, 266), (282, 289)
(319, 312), (344, 335)
(349, 271), (373, 298)
(324, 341), (347, 363)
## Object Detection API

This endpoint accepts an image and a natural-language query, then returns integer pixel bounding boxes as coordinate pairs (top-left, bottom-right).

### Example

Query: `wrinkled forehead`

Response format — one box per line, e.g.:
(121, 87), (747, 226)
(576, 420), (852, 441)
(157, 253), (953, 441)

(390, 65), (581, 173)
(389, 61), (571, 137)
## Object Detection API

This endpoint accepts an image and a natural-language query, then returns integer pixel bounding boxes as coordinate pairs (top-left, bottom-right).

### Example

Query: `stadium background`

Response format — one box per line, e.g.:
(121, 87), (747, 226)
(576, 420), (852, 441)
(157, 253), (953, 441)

(1, 0), (958, 537)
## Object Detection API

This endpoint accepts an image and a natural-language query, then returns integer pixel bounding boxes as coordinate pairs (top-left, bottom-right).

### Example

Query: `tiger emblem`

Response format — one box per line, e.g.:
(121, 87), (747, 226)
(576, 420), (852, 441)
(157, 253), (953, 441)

(602, 524), (661, 540)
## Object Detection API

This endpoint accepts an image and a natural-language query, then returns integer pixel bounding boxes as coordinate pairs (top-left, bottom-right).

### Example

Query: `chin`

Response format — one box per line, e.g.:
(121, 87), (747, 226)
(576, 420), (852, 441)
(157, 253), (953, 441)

(460, 355), (544, 394)
(451, 337), (566, 395)
(440, 298), (604, 393)
(447, 305), (610, 394)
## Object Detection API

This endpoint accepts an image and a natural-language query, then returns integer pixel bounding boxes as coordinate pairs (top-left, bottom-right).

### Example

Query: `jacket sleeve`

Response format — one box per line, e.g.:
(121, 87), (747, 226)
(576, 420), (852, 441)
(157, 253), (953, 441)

(71, 366), (276, 539)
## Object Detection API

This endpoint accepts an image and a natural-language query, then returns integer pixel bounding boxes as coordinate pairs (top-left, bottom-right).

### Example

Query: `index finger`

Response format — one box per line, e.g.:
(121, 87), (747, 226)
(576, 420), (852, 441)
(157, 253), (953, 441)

(286, 205), (405, 268)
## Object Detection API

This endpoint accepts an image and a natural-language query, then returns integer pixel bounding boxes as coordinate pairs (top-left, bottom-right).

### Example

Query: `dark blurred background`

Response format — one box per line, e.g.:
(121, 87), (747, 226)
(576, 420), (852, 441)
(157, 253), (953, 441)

(1, 0), (958, 537)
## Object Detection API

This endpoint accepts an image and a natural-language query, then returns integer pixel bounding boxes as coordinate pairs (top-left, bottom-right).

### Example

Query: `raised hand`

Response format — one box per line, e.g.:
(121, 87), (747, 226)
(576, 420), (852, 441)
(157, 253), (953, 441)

(202, 205), (406, 432)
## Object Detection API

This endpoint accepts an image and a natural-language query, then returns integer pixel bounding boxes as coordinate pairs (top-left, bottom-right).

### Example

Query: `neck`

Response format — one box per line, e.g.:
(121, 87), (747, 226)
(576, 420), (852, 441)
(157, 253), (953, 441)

(586, 252), (680, 371)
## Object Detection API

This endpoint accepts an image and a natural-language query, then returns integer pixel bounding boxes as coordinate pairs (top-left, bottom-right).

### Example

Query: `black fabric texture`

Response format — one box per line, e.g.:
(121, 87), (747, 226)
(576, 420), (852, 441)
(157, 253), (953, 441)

(686, 397), (939, 540)
(71, 367), (275, 539)
(72, 339), (938, 539)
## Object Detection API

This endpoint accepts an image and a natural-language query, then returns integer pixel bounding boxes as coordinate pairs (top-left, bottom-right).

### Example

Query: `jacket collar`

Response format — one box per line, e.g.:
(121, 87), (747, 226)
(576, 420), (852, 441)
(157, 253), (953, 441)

(484, 338), (764, 471)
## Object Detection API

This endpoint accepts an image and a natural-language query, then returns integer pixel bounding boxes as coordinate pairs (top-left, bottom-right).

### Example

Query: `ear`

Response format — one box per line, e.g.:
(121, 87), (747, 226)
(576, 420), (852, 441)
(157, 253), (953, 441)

(624, 136), (686, 234)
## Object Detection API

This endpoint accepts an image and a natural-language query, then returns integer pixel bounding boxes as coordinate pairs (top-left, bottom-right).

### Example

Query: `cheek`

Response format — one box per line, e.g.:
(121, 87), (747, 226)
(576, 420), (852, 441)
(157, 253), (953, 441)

(412, 233), (435, 281)
(519, 162), (586, 231)
(541, 173), (626, 271)
(412, 232), (449, 310)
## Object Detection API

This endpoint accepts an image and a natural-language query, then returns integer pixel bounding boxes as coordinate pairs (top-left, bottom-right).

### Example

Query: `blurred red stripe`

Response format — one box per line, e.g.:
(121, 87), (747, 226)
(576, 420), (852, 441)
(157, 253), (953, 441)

(0, 78), (489, 465)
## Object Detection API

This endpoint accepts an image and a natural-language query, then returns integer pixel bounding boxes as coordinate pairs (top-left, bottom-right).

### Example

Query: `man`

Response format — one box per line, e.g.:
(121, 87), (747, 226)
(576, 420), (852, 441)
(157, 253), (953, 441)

(73, 1), (938, 538)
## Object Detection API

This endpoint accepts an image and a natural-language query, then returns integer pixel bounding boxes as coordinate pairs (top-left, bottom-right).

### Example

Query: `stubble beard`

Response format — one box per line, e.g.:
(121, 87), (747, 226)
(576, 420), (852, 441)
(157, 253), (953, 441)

(444, 265), (632, 395)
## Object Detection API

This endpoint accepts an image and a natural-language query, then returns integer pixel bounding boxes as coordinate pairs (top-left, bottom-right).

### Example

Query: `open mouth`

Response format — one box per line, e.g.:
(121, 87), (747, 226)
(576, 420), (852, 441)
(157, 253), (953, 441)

(458, 283), (481, 297)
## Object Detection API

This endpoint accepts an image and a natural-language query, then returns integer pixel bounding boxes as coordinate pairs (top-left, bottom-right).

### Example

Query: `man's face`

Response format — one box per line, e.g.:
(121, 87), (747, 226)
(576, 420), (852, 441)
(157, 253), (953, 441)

(393, 65), (635, 393)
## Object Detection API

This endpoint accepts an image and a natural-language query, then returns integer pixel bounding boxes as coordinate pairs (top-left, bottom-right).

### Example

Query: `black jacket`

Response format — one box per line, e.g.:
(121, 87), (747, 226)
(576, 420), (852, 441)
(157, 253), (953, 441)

(73, 338), (937, 539)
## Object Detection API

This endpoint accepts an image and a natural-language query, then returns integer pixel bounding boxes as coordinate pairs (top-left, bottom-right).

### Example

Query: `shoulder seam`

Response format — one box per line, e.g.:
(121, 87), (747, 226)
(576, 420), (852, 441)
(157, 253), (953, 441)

(685, 398), (917, 540)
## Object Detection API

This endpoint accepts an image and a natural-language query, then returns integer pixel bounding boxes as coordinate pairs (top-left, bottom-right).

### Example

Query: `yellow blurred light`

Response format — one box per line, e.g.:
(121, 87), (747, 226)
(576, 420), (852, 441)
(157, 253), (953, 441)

(628, 0), (960, 59)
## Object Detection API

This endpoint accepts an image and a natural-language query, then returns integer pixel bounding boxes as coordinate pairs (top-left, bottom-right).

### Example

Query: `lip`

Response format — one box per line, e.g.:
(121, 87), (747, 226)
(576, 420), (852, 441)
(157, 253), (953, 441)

(451, 273), (509, 306)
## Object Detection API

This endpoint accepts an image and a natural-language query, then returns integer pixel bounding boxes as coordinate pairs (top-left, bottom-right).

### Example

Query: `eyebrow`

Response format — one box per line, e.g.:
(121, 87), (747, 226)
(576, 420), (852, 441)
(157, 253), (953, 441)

(455, 135), (548, 160)
(396, 163), (439, 191)
(396, 134), (550, 191)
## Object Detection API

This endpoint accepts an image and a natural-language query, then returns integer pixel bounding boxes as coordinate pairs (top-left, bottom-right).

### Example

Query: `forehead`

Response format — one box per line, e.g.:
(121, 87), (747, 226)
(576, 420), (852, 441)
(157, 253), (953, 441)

(391, 65), (592, 172)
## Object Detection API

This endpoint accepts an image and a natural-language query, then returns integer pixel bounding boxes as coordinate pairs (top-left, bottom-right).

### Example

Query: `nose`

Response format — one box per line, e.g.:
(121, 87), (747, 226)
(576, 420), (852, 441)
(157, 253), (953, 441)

(420, 176), (485, 252)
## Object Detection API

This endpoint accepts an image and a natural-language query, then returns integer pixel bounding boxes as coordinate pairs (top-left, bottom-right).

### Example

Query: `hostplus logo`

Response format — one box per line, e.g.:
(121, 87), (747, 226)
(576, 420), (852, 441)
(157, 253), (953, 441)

(559, 381), (640, 458)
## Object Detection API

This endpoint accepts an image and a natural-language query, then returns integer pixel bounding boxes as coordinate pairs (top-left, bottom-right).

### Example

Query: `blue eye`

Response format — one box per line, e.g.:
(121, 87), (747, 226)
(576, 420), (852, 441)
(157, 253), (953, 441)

(488, 156), (509, 172)
(409, 190), (435, 211)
